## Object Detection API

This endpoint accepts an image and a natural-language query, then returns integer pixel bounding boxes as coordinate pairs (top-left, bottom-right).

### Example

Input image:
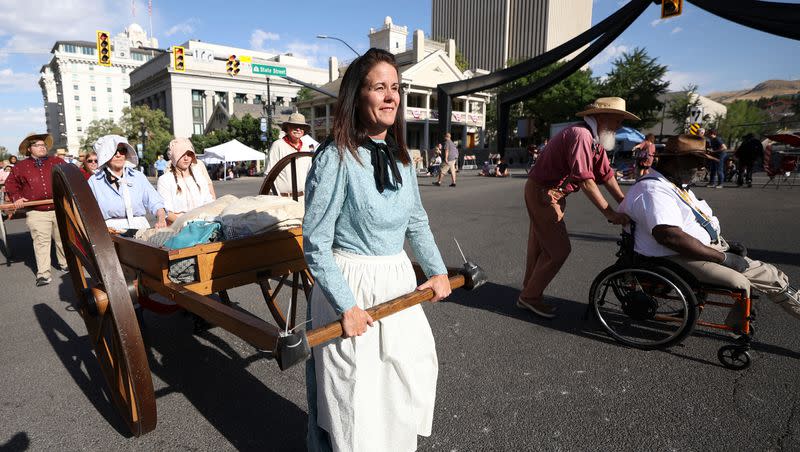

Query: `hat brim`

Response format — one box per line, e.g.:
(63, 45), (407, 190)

(657, 150), (719, 162)
(282, 122), (311, 133)
(576, 108), (640, 122)
(19, 134), (53, 155)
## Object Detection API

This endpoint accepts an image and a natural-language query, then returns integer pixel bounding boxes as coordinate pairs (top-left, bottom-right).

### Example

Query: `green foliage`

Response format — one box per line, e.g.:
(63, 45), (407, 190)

(455, 49), (469, 72)
(665, 85), (705, 134)
(712, 100), (769, 147)
(486, 60), (599, 144)
(295, 87), (315, 102)
(80, 118), (124, 151)
(192, 114), (279, 156)
(119, 105), (173, 166)
(601, 47), (670, 128)
(0, 145), (11, 161)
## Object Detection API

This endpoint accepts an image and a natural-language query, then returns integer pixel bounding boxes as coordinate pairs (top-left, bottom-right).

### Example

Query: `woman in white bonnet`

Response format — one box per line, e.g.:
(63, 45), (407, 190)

(87, 135), (167, 230)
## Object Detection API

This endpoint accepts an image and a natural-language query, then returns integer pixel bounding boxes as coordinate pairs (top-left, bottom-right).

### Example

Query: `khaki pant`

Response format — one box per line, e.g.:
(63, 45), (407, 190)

(25, 210), (66, 279)
(440, 159), (456, 175)
(521, 178), (571, 302)
(664, 253), (793, 327)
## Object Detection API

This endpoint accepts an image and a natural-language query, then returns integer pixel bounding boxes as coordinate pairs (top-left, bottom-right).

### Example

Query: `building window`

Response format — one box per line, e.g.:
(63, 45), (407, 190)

(75, 105), (80, 111)
(91, 96), (96, 101)
(234, 93), (246, 104)
(132, 53), (145, 61)
(73, 84), (78, 90)
(215, 91), (228, 110)
(108, 107), (114, 113)
(89, 66), (94, 71)
(107, 87), (112, 92)
(121, 67), (127, 73)
(81, 46), (95, 55)
(254, 94), (263, 104)
(191, 89), (205, 135)
(90, 86), (95, 91)
(63, 44), (77, 53)
(74, 95), (79, 100)
(77, 126), (82, 132)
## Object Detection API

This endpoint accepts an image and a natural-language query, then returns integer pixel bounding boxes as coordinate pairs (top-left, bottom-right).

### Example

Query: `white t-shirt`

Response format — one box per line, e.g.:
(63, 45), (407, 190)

(157, 163), (214, 215)
(617, 169), (721, 257)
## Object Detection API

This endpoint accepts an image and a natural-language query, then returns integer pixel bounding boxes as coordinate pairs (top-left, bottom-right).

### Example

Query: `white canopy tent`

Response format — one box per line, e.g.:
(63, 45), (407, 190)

(201, 139), (266, 180)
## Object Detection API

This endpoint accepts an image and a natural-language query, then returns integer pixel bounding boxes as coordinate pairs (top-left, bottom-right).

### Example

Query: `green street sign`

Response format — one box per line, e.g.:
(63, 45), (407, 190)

(252, 63), (286, 76)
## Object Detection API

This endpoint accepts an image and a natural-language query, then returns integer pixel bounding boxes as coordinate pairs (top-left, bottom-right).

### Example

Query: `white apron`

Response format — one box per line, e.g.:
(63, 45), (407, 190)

(311, 249), (438, 452)
(105, 175), (151, 230)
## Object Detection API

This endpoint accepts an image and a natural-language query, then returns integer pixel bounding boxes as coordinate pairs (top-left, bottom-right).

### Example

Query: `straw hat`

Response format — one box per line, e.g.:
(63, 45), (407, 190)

(281, 112), (310, 133)
(576, 97), (640, 122)
(18, 132), (53, 155)
(659, 134), (718, 161)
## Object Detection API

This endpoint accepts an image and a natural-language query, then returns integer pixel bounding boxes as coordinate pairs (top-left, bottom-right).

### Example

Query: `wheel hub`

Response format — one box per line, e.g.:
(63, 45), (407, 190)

(620, 290), (658, 320)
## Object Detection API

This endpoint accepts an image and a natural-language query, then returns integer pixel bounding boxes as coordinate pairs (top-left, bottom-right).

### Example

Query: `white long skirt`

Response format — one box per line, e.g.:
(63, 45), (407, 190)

(310, 249), (438, 452)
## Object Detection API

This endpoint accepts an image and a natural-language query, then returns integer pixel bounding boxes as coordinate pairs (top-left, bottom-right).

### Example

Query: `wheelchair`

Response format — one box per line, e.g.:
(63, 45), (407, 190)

(589, 224), (755, 370)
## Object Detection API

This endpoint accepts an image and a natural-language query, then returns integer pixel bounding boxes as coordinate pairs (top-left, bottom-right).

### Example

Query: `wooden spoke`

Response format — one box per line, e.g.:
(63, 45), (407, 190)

(289, 273), (299, 331)
(257, 274), (287, 330)
(258, 151), (314, 199)
(52, 165), (156, 437)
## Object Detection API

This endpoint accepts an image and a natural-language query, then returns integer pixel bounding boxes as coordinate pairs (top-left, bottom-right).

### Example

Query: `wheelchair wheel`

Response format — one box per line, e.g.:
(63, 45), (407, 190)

(590, 265), (698, 349)
(717, 345), (751, 370)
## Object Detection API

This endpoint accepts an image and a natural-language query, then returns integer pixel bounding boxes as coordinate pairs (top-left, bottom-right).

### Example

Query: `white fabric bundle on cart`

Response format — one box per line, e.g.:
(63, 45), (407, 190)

(217, 195), (304, 240)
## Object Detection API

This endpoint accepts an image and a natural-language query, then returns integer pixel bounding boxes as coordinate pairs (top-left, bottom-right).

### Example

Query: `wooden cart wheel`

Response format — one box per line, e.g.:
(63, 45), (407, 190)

(258, 151), (315, 330)
(51, 164), (156, 437)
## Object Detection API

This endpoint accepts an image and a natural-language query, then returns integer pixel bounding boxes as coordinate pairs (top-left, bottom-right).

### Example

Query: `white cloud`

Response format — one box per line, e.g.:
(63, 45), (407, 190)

(0, 107), (46, 151)
(671, 27), (683, 34)
(0, 68), (40, 92)
(164, 19), (198, 37)
(0, 0), (149, 60)
(250, 29), (280, 50)
(651, 19), (664, 27)
(588, 43), (629, 69)
(664, 70), (714, 92)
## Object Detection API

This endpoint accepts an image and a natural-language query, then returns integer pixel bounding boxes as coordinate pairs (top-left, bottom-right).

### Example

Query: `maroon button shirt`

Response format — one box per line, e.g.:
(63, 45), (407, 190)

(4, 156), (66, 211)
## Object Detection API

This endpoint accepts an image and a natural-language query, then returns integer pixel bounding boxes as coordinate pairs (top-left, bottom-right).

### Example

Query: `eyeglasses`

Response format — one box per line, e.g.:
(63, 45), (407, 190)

(85, 159), (98, 163)
(115, 148), (128, 156)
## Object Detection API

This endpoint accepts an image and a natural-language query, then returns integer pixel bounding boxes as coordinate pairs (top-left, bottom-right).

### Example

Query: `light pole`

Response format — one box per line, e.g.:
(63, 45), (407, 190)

(139, 117), (147, 172)
(316, 35), (360, 57)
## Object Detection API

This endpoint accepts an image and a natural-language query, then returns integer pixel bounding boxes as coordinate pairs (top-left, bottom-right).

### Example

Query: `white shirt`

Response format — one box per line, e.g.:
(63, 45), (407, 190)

(157, 164), (214, 214)
(617, 169), (721, 257)
(265, 138), (312, 195)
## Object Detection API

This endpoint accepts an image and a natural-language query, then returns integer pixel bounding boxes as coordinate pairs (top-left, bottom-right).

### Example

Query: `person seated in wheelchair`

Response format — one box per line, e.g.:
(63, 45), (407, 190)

(617, 134), (800, 328)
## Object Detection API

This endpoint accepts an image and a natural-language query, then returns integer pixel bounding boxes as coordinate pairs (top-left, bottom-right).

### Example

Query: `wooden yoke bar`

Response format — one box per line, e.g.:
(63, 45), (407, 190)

(0, 199), (54, 212)
(305, 273), (465, 348)
(143, 275), (282, 351)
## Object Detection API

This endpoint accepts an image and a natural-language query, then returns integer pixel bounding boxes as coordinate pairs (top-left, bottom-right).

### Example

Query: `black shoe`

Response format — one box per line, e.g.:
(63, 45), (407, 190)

(54, 265), (69, 273)
(36, 277), (52, 287)
(449, 183), (456, 187)
(432, 182), (441, 186)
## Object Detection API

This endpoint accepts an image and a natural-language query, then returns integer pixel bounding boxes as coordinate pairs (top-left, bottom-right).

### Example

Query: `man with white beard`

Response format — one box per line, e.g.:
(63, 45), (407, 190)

(519, 97), (636, 318)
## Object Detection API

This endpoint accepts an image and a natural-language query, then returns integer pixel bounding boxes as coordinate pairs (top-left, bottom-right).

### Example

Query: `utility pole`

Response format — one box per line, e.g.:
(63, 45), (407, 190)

(266, 77), (274, 148)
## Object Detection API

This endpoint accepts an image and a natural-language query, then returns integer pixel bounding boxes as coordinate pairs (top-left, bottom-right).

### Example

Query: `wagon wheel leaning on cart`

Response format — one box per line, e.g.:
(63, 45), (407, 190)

(51, 164), (156, 437)
(257, 151), (315, 331)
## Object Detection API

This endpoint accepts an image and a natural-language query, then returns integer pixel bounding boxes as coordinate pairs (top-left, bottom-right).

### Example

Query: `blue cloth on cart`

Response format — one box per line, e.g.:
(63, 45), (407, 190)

(163, 221), (222, 249)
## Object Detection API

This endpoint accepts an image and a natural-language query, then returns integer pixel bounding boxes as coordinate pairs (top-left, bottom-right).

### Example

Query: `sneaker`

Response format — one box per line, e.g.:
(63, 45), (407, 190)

(449, 183), (456, 187)
(715, 184), (723, 188)
(54, 264), (69, 273)
(36, 277), (52, 287)
(432, 181), (441, 186)
(516, 297), (557, 319)
(773, 286), (800, 321)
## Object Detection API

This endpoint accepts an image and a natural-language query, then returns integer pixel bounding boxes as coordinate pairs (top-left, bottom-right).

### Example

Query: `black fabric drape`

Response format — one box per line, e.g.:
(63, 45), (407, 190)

(688, 0), (800, 41)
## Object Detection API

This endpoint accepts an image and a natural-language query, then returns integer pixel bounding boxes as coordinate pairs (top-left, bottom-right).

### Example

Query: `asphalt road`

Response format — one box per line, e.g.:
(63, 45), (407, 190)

(1, 171), (798, 451)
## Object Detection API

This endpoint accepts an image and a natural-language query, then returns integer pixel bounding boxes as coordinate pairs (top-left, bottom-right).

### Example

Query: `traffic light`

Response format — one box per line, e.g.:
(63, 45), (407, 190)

(226, 55), (240, 76)
(96, 30), (111, 67)
(661, 0), (682, 19)
(173, 46), (185, 72)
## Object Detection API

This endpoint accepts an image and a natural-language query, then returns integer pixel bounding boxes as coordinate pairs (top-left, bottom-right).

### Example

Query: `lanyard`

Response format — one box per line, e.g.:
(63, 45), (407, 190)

(639, 176), (719, 243)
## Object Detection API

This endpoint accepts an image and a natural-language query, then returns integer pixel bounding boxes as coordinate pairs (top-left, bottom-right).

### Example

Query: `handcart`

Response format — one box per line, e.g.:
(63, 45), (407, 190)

(51, 155), (486, 437)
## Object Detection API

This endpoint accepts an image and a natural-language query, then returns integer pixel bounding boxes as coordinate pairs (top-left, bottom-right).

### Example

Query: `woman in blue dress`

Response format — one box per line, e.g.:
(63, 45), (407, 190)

(303, 48), (451, 452)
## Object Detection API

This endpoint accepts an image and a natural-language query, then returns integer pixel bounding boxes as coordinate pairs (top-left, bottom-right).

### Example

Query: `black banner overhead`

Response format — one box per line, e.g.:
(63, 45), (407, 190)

(688, 0), (800, 41)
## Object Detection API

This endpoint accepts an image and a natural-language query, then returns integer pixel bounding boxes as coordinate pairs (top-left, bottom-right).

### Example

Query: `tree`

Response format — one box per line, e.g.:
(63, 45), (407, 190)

(485, 60), (600, 145)
(712, 100), (769, 148)
(455, 49), (469, 72)
(119, 105), (173, 166)
(665, 84), (706, 134)
(601, 47), (670, 129)
(80, 118), (124, 150)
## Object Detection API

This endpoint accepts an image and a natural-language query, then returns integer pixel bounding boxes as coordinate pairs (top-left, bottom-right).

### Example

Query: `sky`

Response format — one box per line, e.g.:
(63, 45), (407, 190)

(0, 0), (798, 152)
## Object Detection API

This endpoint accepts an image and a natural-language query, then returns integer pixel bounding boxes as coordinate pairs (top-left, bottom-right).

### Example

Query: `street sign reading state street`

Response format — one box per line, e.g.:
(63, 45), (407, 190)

(252, 63), (287, 76)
